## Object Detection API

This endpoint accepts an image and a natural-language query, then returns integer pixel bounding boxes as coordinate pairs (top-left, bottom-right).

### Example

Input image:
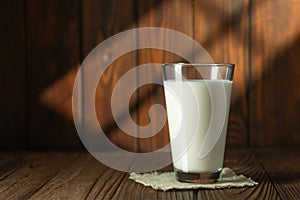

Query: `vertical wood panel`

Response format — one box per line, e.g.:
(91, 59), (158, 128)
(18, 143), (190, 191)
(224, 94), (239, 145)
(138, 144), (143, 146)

(0, 0), (26, 149)
(250, 0), (300, 146)
(26, 0), (81, 149)
(82, 0), (138, 151)
(137, 0), (193, 152)
(194, 0), (250, 146)
(1, 0), (299, 150)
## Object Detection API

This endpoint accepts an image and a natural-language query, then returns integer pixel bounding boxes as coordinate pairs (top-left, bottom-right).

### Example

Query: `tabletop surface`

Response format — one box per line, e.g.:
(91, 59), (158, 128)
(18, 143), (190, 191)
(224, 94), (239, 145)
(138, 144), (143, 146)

(0, 148), (299, 200)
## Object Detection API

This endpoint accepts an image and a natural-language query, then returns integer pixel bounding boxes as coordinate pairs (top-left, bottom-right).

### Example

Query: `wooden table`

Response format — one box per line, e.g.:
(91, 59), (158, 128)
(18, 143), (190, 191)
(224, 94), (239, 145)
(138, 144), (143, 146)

(0, 148), (299, 199)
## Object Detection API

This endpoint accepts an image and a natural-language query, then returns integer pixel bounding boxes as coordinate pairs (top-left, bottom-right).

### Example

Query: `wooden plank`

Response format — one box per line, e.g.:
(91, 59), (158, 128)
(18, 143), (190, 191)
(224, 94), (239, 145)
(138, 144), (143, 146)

(26, 0), (81, 149)
(194, 0), (250, 146)
(111, 148), (279, 199)
(0, 152), (127, 200)
(82, 0), (138, 152)
(111, 174), (157, 200)
(86, 168), (126, 200)
(250, 0), (300, 146)
(0, 152), (27, 181)
(196, 148), (280, 199)
(96, 153), (172, 199)
(0, 150), (288, 199)
(157, 190), (194, 200)
(0, 0), (26, 149)
(111, 174), (195, 200)
(137, 0), (193, 152)
(28, 154), (114, 199)
(257, 148), (300, 199)
(0, 152), (79, 199)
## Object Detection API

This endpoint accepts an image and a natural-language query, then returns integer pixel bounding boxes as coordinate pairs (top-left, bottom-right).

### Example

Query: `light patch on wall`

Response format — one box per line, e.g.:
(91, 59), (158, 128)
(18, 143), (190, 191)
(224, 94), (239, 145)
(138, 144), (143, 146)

(39, 65), (79, 120)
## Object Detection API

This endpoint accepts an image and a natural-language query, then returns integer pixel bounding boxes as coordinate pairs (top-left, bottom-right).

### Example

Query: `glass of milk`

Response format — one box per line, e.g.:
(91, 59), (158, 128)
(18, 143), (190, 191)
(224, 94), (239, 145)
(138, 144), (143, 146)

(162, 63), (235, 183)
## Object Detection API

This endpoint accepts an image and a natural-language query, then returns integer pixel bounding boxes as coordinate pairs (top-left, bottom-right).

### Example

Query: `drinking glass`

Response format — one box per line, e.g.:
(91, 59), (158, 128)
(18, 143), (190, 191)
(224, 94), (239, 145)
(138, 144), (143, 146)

(162, 63), (235, 183)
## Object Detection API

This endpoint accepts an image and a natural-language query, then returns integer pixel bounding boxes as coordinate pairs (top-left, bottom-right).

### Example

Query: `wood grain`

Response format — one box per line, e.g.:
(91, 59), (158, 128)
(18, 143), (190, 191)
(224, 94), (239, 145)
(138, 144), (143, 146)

(0, 0), (26, 149)
(111, 174), (156, 200)
(0, 149), (293, 199)
(213, 148), (280, 199)
(0, 152), (79, 199)
(250, 0), (300, 146)
(86, 168), (126, 199)
(28, 154), (108, 199)
(26, 0), (81, 149)
(194, 0), (250, 147)
(111, 171), (195, 199)
(137, 0), (193, 152)
(1, 0), (300, 150)
(109, 151), (280, 199)
(0, 153), (25, 181)
(187, 148), (280, 199)
(257, 148), (300, 199)
(0, 152), (127, 200)
(82, 0), (138, 152)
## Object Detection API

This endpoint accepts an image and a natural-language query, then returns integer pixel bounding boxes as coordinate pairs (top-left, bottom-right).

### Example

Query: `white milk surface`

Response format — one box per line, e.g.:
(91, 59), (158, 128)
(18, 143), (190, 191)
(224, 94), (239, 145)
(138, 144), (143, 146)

(164, 80), (232, 173)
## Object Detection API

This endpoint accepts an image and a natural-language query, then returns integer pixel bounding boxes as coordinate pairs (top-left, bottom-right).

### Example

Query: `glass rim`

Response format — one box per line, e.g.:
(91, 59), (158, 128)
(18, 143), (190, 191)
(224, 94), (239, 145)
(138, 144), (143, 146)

(162, 63), (235, 68)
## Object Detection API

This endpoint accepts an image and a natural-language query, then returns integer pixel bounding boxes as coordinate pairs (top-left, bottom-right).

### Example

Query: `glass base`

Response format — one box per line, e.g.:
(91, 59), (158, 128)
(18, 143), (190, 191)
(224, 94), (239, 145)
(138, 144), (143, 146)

(174, 168), (222, 184)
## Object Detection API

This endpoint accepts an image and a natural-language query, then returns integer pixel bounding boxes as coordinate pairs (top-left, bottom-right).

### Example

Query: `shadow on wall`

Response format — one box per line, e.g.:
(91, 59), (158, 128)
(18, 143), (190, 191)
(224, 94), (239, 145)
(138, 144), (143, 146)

(35, 0), (300, 150)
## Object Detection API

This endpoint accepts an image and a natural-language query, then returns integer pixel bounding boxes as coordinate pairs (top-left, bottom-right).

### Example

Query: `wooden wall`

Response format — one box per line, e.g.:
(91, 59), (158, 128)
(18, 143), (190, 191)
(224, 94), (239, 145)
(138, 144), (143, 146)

(0, 0), (299, 150)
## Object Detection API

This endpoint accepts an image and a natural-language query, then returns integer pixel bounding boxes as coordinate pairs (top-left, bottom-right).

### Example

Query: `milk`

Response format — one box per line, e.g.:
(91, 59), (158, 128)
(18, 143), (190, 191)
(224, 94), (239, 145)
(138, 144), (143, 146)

(163, 80), (232, 173)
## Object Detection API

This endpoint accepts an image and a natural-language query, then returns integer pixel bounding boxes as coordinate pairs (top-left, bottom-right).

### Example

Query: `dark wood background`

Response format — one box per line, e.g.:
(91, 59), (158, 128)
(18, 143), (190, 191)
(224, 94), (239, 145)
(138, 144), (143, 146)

(0, 0), (299, 150)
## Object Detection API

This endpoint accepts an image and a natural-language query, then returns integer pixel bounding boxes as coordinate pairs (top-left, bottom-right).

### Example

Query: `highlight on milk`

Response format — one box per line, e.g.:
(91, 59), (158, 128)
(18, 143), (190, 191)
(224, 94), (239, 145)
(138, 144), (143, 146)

(163, 79), (232, 173)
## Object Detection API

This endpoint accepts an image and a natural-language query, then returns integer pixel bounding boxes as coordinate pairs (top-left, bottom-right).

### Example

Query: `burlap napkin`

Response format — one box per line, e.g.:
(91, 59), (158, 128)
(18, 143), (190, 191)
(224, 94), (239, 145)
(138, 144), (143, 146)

(129, 167), (258, 191)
